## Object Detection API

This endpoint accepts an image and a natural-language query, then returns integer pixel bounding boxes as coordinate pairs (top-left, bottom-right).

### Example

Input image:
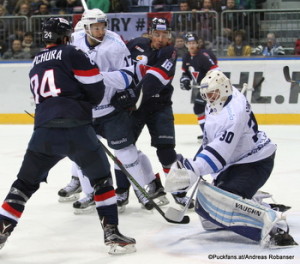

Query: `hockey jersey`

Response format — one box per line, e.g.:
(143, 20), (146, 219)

(71, 29), (134, 117)
(29, 44), (105, 128)
(126, 37), (177, 108)
(182, 49), (218, 85)
(190, 87), (276, 179)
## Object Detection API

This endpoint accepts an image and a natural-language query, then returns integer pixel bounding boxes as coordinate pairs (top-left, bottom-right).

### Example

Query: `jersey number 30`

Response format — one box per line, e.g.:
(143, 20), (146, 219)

(30, 70), (61, 104)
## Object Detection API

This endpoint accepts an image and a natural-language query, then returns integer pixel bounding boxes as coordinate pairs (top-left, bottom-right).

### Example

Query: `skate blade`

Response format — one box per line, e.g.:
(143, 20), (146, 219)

(108, 244), (136, 255)
(73, 205), (96, 215)
(268, 242), (298, 249)
(58, 193), (80, 203)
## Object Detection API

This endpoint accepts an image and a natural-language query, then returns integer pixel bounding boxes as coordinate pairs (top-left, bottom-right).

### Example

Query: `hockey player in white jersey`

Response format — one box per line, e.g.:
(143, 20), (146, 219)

(58, 9), (166, 213)
(165, 70), (298, 248)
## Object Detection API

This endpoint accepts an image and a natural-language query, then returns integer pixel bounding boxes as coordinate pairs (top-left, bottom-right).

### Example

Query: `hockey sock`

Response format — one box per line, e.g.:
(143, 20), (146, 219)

(115, 169), (130, 190)
(197, 114), (205, 134)
(138, 150), (156, 184)
(115, 145), (148, 190)
(0, 179), (39, 223)
(94, 178), (118, 226)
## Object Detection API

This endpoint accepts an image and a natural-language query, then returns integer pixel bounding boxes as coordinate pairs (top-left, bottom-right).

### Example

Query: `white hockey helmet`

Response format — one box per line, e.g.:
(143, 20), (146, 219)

(81, 8), (108, 28)
(200, 70), (232, 114)
(81, 9), (108, 43)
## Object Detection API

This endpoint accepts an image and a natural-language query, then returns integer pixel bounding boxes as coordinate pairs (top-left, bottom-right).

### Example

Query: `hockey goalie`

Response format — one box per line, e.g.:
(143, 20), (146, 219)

(165, 70), (298, 248)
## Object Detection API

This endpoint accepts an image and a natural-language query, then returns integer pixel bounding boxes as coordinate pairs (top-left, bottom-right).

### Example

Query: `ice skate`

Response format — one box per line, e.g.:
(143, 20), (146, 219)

(197, 135), (203, 143)
(268, 228), (298, 248)
(58, 176), (82, 202)
(134, 189), (153, 210)
(147, 173), (169, 206)
(73, 193), (96, 215)
(0, 219), (14, 250)
(103, 224), (136, 255)
(172, 192), (194, 209)
(116, 188), (129, 213)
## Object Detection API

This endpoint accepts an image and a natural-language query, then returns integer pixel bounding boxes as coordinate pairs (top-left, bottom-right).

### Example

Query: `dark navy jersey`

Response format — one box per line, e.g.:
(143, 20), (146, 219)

(29, 44), (105, 128)
(126, 37), (177, 106)
(182, 49), (218, 85)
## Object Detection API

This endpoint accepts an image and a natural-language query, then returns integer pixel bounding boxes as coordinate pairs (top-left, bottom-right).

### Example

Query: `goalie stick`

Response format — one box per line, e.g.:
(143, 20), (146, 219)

(283, 66), (300, 84)
(165, 176), (202, 222)
(24, 110), (189, 224)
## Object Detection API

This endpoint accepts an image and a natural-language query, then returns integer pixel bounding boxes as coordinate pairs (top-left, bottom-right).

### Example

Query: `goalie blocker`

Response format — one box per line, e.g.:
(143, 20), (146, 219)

(195, 181), (298, 248)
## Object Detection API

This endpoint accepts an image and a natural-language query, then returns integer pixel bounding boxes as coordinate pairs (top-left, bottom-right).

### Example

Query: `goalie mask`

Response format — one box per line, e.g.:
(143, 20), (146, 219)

(200, 70), (232, 114)
(81, 8), (108, 43)
(42, 17), (72, 45)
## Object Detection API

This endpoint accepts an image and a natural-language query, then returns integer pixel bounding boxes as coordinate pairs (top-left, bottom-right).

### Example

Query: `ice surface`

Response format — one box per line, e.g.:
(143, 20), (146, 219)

(0, 125), (299, 264)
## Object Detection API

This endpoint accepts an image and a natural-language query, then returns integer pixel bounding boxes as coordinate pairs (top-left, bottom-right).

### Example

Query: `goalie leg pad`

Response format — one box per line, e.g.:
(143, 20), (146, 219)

(195, 181), (283, 243)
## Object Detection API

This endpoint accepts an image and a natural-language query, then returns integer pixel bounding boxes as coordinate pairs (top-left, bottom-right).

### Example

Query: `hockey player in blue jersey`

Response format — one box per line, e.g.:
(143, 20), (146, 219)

(165, 70), (298, 248)
(0, 17), (136, 255)
(112, 17), (194, 209)
(180, 32), (219, 142)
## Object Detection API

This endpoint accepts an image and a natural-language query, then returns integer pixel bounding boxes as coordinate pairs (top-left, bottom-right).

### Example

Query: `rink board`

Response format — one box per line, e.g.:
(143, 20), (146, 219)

(0, 58), (299, 124)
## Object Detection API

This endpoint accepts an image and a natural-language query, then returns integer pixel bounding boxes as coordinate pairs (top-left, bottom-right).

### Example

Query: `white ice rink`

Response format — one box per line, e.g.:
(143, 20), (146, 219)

(0, 124), (299, 264)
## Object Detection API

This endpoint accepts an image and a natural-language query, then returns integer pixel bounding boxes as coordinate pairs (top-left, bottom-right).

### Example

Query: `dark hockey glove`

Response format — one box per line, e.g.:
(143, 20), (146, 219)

(180, 76), (191, 90)
(111, 88), (137, 111)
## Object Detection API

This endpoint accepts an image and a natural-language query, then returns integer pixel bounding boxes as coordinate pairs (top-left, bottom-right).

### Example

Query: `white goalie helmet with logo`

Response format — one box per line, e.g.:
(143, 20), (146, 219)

(81, 8), (108, 41)
(200, 70), (233, 114)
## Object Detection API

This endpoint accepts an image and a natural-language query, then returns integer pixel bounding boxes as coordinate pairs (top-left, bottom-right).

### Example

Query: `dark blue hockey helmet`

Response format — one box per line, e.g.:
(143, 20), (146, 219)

(184, 32), (199, 43)
(150, 17), (171, 32)
(42, 17), (72, 44)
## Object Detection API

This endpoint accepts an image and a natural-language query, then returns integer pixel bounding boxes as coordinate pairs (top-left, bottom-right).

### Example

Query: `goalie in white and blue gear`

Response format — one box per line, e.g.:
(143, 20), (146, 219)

(166, 70), (298, 248)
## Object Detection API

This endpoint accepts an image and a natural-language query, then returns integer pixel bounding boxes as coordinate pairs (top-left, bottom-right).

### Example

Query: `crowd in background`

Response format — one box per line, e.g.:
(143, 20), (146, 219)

(0, 0), (299, 60)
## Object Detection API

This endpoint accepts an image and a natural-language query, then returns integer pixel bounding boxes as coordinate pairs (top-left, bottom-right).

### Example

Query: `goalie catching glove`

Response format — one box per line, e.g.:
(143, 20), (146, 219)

(165, 154), (198, 192)
(111, 88), (138, 111)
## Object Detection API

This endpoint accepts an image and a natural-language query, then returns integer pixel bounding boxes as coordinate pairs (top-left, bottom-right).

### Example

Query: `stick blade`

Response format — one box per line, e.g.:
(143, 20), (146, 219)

(165, 207), (187, 222)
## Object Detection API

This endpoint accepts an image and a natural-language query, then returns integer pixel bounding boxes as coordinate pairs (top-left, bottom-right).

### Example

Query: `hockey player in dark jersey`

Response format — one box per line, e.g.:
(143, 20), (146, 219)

(180, 32), (219, 142)
(0, 17), (136, 255)
(112, 17), (194, 209)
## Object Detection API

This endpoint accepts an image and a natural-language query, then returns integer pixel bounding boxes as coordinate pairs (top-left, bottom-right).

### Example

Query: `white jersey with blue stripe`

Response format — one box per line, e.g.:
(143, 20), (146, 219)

(71, 29), (133, 117)
(190, 87), (276, 179)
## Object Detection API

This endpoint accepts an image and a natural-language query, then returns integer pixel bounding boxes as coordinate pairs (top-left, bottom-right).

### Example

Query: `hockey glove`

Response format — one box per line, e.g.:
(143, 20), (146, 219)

(180, 76), (191, 90)
(111, 88), (137, 111)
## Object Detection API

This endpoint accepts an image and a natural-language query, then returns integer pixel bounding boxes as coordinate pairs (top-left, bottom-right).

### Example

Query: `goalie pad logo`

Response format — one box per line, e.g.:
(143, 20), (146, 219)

(235, 203), (262, 216)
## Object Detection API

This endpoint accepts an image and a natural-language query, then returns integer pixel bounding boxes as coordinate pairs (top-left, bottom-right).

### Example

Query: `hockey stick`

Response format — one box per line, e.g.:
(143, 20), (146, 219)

(80, 0), (88, 11)
(98, 140), (190, 224)
(283, 66), (300, 84)
(164, 176), (201, 222)
(241, 83), (248, 94)
(23, 110), (189, 224)
(24, 110), (34, 118)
